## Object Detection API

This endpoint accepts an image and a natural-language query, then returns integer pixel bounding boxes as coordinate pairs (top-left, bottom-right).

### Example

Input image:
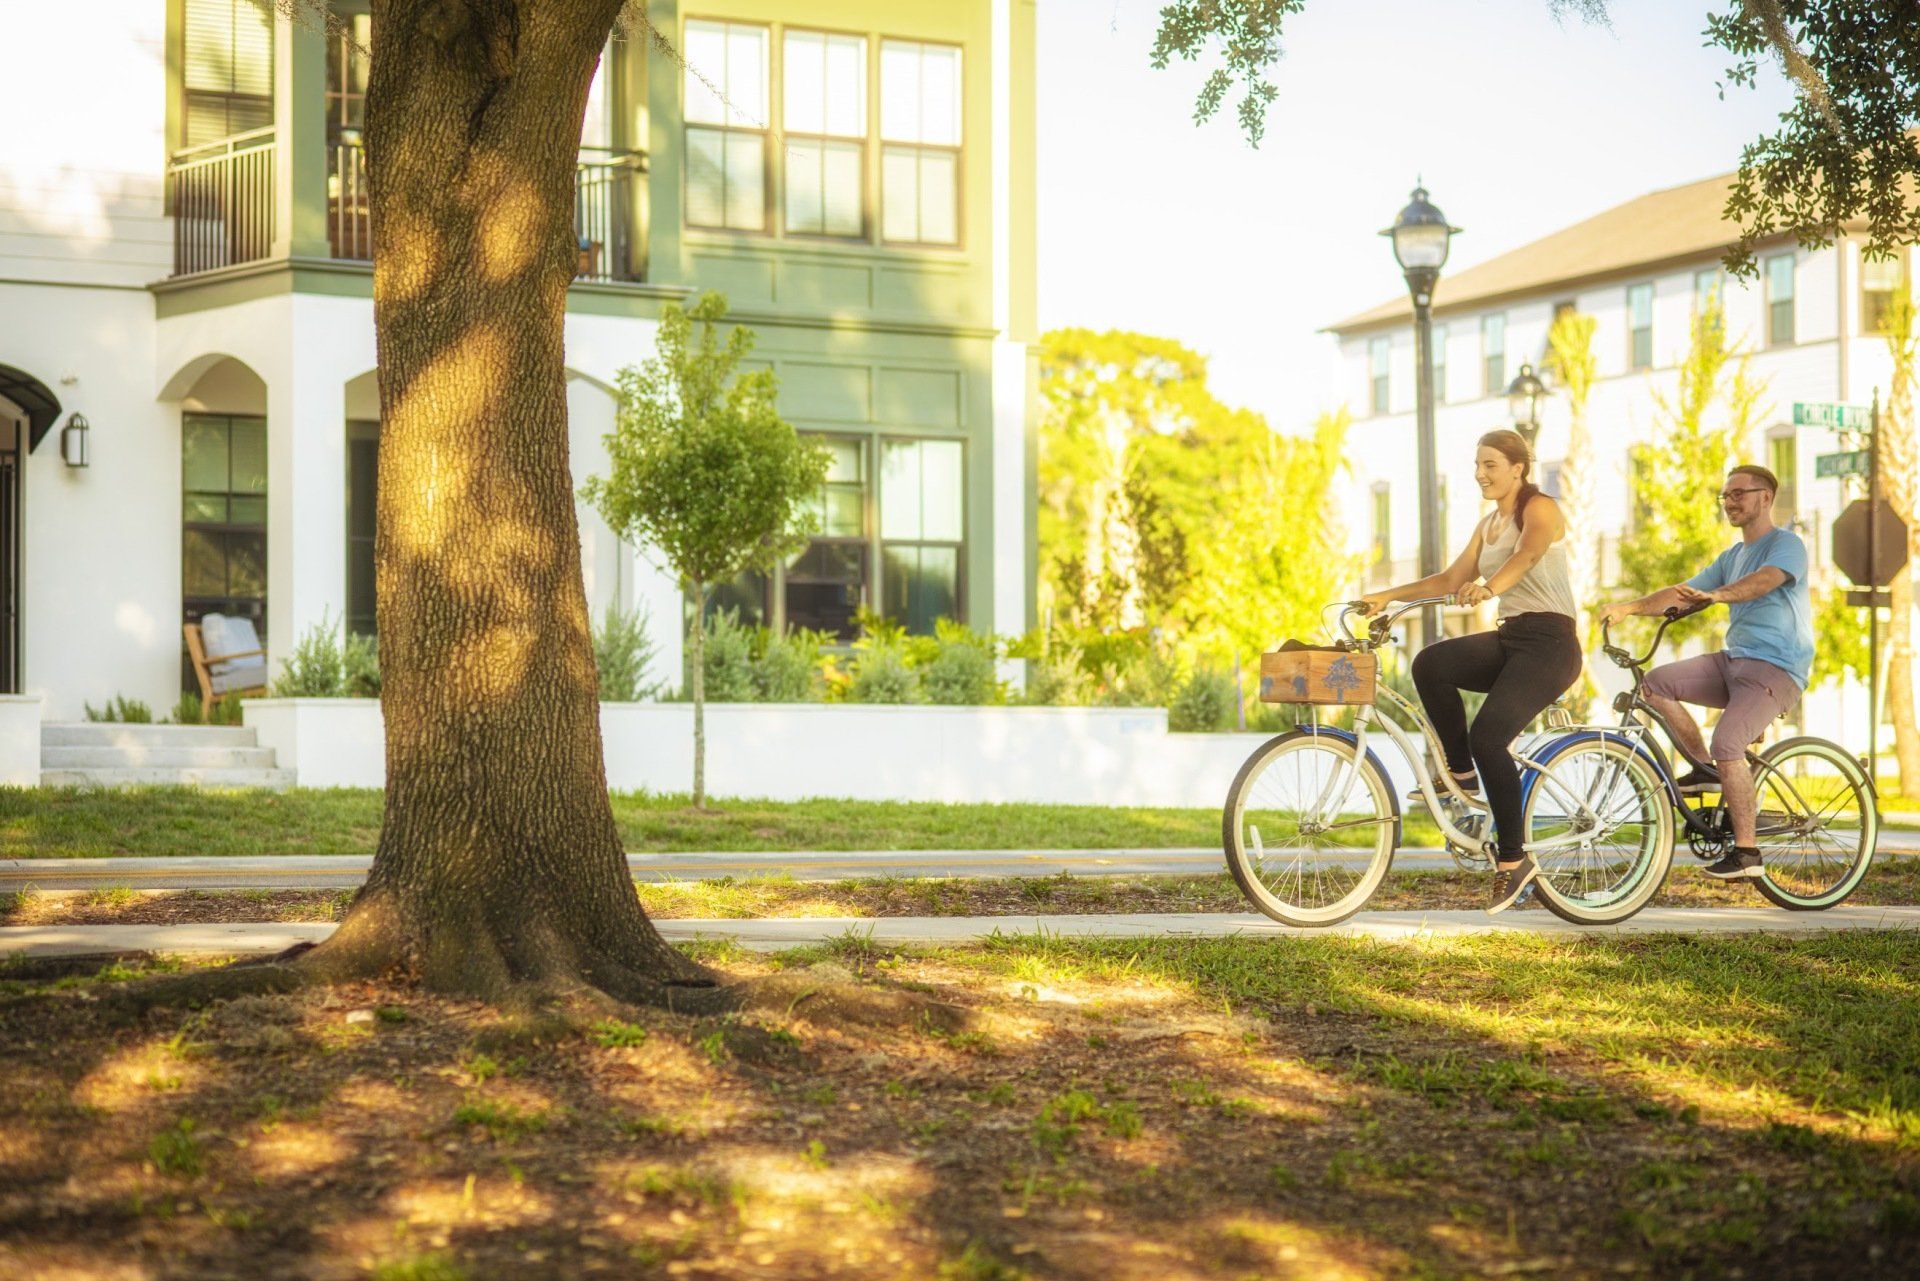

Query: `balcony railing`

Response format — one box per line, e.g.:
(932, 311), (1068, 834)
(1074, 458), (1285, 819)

(328, 138), (648, 283)
(167, 128), (276, 276)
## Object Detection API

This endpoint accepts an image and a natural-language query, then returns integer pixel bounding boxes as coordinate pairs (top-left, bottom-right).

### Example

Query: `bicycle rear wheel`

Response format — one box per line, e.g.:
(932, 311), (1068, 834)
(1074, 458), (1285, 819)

(1222, 729), (1398, 927)
(1521, 736), (1673, 925)
(1749, 737), (1878, 910)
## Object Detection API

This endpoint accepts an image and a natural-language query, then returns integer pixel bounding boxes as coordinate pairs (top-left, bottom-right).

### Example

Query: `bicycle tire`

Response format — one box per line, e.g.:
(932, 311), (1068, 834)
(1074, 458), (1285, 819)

(1222, 728), (1399, 927)
(1748, 736), (1878, 910)
(1522, 735), (1674, 925)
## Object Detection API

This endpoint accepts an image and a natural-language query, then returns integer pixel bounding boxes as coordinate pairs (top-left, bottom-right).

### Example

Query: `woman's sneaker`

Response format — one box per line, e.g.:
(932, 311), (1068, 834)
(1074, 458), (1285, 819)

(1487, 857), (1539, 914)
(1704, 847), (1764, 880)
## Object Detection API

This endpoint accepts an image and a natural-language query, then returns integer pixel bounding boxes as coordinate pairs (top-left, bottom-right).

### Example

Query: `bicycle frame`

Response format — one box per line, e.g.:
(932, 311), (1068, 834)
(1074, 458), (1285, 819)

(1301, 598), (1616, 856)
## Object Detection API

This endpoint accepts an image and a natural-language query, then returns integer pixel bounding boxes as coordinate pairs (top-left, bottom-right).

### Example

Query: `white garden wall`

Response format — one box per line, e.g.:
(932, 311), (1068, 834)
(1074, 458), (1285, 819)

(244, 699), (1423, 809)
(0, 695), (43, 785)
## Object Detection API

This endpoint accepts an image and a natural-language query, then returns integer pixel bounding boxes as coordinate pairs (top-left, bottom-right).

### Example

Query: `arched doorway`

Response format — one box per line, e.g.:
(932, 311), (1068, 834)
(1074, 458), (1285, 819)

(0, 364), (62, 694)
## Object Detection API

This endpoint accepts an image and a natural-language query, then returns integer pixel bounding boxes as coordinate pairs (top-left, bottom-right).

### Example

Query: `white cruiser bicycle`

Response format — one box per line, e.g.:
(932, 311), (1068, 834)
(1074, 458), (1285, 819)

(1223, 597), (1674, 927)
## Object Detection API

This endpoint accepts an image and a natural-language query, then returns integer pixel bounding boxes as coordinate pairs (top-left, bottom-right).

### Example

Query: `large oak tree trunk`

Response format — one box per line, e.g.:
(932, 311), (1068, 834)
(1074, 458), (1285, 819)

(311, 0), (703, 1001)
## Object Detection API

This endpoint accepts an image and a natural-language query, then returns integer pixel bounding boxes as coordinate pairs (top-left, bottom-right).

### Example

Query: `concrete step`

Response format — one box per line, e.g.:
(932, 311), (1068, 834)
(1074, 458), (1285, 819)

(41, 746), (278, 770)
(40, 723), (257, 749)
(39, 767), (294, 791)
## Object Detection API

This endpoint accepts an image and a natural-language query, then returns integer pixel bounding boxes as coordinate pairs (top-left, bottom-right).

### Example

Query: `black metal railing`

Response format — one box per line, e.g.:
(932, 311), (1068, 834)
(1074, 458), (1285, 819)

(167, 128), (276, 276)
(327, 138), (647, 282)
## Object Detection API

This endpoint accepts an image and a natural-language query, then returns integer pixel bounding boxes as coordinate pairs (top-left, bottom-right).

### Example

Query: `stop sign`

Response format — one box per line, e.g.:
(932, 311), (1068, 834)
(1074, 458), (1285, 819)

(1831, 499), (1909, 587)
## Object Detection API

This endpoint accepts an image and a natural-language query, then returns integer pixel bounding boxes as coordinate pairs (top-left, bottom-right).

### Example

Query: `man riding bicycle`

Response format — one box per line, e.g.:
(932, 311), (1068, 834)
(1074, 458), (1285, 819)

(1596, 464), (1813, 883)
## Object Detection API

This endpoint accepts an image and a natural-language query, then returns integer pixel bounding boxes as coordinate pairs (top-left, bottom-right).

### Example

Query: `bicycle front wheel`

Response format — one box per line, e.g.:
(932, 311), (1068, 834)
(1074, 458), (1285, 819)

(1522, 736), (1674, 925)
(1222, 729), (1398, 927)
(1750, 736), (1878, 910)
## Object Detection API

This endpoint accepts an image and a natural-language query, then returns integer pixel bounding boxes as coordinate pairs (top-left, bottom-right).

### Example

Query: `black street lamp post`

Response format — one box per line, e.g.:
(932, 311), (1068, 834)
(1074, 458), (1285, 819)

(1383, 185), (1460, 647)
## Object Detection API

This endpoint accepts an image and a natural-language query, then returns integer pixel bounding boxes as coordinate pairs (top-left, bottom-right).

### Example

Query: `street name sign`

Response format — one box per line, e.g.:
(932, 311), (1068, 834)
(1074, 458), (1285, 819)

(1816, 449), (1870, 479)
(1794, 401), (1871, 430)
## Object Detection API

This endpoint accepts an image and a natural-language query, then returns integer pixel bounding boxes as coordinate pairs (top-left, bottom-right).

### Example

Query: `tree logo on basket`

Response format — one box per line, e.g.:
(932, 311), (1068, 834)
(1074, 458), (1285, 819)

(1324, 657), (1362, 700)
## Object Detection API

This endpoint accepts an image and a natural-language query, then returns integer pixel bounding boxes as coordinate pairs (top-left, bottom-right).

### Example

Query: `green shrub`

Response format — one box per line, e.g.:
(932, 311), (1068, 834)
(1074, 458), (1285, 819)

(84, 695), (154, 724)
(849, 639), (922, 704)
(343, 631), (382, 699)
(593, 603), (657, 702)
(273, 615), (347, 697)
(756, 628), (822, 702)
(166, 692), (247, 725)
(1169, 664), (1236, 732)
(922, 620), (1001, 705)
(696, 608), (757, 702)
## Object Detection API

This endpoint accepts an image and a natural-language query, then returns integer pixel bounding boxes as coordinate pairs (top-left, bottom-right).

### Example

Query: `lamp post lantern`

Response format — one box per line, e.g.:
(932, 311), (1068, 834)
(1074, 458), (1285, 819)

(1382, 185), (1460, 647)
(1506, 362), (1546, 447)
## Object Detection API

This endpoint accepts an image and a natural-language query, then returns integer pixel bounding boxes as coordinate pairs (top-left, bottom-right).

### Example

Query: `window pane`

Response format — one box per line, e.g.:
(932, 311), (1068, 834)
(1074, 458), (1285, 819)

(724, 131), (764, 229)
(229, 418), (266, 493)
(1772, 299), (1795, 345)
(785, 32), (827, 134)
(784, 138), (824, 234)
(229, 495), (266, 525)
(880, 41), (920, 140)
(785, 543), (865, 640)
(183, 416), (230, 493)
(880, 441), (919, 538)
(227, 532), (267, 596)
(725, 24), (767, 126)
(183, 529), (226, 597)
(883, 545), (957, 635)
(706, 572), (767, 627)
(883, 439), (961, 541)
(684, 20), (729, 125)
(582, 39), (615, 149)
(348, 436), (378, 539)
(822, 140), (863, 237)
(686, 127), (726, 226)
(824, 487), (863, 538)
(184, 494), (228, 523)
(1629, 284), (1652, 327)
(881, 146), (918, 240)
(918, 46), (960, 144)
(1768, 254), (1795, 300)
(916, 151), (957, 243)
(1863, 254), (1903, 290)
(824, 35), (866, 136)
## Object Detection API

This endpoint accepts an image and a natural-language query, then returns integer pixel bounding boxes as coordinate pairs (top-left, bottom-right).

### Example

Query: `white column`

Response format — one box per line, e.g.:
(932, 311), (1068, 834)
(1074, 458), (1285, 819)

(988, 0), (1034, 654)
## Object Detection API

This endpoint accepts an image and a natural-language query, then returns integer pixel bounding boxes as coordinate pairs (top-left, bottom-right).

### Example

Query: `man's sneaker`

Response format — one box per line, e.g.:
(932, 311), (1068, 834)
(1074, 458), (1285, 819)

(1704, 847), (1765, 880)
(1675, 765), (1720, 795)
(1487, 857), (1540, 914)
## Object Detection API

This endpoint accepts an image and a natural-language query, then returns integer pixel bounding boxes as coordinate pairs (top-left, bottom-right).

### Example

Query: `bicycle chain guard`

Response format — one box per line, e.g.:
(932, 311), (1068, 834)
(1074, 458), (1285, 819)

(1686, 803), (1733, 861)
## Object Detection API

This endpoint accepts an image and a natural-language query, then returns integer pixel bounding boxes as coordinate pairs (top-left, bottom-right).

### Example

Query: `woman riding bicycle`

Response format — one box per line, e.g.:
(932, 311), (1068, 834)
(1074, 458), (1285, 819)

(1357, 429), (1583, 912)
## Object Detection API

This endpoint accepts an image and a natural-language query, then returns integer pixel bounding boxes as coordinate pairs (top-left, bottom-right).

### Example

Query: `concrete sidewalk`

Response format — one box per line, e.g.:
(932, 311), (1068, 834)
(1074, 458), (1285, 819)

(4, 905), (1917, 959)
(7, 836), (1917, 892)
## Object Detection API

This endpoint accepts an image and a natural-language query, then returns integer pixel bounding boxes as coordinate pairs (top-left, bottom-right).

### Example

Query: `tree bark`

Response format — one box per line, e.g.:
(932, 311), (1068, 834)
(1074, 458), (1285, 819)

(305, 0), (705, 1001)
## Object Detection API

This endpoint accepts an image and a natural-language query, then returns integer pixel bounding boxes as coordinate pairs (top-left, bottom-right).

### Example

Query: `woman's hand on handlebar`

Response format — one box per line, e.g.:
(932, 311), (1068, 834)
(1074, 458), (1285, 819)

(1456, 580), (1492, 608)
(1352, 591), (1396, 617)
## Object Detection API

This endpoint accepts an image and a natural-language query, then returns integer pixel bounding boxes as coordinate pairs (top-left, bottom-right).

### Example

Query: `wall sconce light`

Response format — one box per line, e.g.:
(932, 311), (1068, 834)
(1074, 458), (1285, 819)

(60, 412), (90, 468)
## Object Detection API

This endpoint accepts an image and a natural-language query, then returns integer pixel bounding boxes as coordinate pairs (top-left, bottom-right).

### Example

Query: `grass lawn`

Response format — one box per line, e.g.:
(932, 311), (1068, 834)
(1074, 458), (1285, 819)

(1, 930), (1916, 1278)
(0, 787), (1447, 858)
(7, 857), (1920, 927)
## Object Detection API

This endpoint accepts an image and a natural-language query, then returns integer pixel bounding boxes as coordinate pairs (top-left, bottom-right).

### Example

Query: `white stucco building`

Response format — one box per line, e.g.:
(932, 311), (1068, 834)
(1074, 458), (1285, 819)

(0, 1), (1039, 724)
(1326, 172), (1902, 740)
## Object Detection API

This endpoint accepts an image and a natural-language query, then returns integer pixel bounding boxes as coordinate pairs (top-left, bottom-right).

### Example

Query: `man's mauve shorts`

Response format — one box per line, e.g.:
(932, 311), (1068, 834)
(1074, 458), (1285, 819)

(1641, 651), (1801, 761)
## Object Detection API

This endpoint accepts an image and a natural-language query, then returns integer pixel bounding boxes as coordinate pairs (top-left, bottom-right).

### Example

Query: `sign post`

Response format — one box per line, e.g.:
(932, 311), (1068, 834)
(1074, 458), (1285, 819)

(1807, 398), (1887, 774)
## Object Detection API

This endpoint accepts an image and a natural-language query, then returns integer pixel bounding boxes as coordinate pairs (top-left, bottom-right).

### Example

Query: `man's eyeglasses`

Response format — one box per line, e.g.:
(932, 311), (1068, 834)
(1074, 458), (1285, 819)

(1718, 487), (1768, 503)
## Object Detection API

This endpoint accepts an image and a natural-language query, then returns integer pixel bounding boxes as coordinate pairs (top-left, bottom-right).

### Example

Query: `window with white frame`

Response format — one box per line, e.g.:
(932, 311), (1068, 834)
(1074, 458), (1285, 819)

(1766, 252), (1796, 346)
(1368, 337), (1390, 414)
(1861, 250), (1906, 337)
(880, 40), (961, 245)
(1768, 431), (1798, 523)
(1692, 267), (1722, 316)
(684, 19), (769, 231)
(1432, 324), (1448, 403)
(1481, 313), (1506, 396)
(783, 30), (866, 237)
(1627, 283), (1654, 370)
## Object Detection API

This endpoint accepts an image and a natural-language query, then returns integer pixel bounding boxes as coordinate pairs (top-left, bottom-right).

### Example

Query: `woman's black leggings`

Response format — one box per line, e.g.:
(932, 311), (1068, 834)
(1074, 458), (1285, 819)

(1410, 613), (1583, 859)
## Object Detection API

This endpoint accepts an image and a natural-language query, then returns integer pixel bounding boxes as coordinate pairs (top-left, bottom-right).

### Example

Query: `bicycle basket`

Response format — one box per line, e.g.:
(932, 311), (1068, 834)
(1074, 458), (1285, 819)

(1259, 645), (1377, 706)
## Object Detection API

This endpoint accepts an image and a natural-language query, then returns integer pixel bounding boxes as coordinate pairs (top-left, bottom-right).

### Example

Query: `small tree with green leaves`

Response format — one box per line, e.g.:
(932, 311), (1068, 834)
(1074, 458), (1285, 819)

(1616, 296), (1770, 646)
(583, 292), (829, 806)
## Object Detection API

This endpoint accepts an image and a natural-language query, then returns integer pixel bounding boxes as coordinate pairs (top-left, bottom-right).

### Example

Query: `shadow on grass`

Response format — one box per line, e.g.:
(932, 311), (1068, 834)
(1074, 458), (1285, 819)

(0, 929), (1917, 1278)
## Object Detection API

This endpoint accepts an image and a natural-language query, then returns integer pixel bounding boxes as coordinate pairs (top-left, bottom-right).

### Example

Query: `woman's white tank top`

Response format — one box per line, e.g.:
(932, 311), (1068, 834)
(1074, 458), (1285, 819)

(1478, 508), (1578, 621)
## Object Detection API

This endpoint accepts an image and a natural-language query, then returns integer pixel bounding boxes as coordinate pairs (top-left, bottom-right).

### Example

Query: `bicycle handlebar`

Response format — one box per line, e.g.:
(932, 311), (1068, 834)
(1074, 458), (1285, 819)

(1600, 601), (1711, 669)
(1335, 596), (1454, 645)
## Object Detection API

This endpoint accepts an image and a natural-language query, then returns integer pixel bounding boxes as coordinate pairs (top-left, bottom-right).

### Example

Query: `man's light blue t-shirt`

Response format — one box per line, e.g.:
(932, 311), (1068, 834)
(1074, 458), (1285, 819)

(1687, 527), (1814, 688)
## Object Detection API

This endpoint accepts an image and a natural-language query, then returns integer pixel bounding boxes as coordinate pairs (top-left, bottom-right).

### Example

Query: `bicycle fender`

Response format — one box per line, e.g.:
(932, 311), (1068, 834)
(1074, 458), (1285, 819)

(1292, 724), (1404, 851)
(1519, 729), (1668, 811)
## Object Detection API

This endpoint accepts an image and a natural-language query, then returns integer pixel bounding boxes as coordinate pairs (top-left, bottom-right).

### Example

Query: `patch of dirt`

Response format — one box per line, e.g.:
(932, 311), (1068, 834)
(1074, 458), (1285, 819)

(0, 945), (1914, 1279)
(8, 861), (1915, 929)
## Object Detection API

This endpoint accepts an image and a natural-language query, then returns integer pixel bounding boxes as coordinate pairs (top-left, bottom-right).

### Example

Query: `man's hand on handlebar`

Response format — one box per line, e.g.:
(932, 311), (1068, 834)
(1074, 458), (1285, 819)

(1673, 583), (1720, 608)
(1595, 601), (1635, 630)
